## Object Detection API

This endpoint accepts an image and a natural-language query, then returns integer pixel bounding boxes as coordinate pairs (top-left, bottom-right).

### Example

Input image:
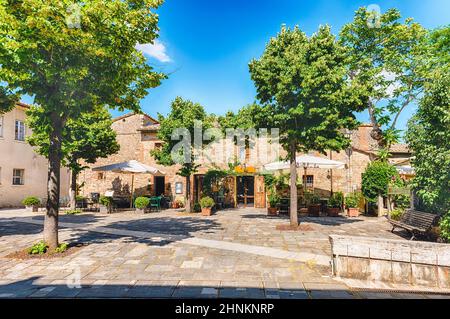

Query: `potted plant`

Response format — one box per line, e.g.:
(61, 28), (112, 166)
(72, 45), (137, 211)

(173, 199), (184, 209)
(22, 196), (40, 212)
(327, 192), (343, 217)
(345, 193), (360, 217)
(75, 195), (86, 208)
(99, 195), (112, 214)
(134, 197), (150, 214)
(200, 196), (215, 216)
(267, 193), (280, 216)
(308, 193), (321, 217)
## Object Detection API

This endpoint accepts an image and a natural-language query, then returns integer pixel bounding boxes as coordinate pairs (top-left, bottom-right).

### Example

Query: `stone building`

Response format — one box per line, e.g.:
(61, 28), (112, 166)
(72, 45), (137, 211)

(79, 113), (412, 210)
(0, 103), (70, 208)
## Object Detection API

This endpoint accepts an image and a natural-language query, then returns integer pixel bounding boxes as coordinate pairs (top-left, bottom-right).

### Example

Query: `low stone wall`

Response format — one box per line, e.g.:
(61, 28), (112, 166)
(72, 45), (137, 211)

(329, 235), (450, 289)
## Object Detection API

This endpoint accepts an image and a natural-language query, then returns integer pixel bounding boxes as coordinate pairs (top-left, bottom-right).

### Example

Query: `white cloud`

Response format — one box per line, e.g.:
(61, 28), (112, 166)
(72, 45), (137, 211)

(136, 40), (172, 63)
(377, 70), (401, 98)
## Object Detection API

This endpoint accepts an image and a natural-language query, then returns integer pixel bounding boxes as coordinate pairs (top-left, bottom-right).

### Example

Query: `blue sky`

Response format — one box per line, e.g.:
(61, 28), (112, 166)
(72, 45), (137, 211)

(23, 0), (450, 133)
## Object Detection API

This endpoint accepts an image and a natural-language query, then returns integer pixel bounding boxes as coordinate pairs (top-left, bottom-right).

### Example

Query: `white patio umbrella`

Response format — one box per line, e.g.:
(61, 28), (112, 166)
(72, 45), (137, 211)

(92, 160), (165, 208)
(263, 155), (345, 171)
(263, 155), (345, 192)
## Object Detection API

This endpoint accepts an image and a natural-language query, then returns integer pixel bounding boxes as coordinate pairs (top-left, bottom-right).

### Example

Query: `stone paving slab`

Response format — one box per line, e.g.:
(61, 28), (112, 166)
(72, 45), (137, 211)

(0, 208), (447, 299)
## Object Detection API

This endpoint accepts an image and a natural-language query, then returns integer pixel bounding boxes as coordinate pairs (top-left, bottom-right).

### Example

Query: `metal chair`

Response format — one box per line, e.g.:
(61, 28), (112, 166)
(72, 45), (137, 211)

(150, 196), (162, 212)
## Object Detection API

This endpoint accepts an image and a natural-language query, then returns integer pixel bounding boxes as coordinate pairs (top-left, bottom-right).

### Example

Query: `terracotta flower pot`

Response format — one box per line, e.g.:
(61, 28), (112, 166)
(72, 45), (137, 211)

(298, 207), (309, 217)
(100, 205), (111, 214)
(308, 204), (321, 217)
(201, 207), (212, 216)
(347, 207), (360, 217)
(327, 207), (341, 217)
(26, 205), (39, 213)
(267, 207), (278, 216)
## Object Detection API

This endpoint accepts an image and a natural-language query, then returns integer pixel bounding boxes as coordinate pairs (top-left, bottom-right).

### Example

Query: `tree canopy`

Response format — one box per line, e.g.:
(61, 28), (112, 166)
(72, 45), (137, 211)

(406, 74), (450, 215)
(249, 25), (366, 154)
(152, 96), (214, 212)
(340, 7), (426, 147)
(27, 105), (119, 173)
(249, 24), (366, 226)
(0, 0), (166, 248)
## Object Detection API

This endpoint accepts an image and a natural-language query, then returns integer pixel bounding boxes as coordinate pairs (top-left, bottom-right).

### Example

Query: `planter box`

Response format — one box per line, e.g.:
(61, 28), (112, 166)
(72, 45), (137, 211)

(99, 205), (111, 214)
(26, 205), (39, 213)
(135, 208), (146, 214)
(308, 204), (321, 217)
(347, 207), (360, 217)
(201, 207), (212, 216)
(327, 207), (341, 217)
(267, 207), (278, 216)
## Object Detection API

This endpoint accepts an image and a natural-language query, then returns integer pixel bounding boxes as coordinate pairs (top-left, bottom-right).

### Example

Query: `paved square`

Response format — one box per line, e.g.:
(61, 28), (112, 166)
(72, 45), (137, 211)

(0, 208), (448, 299)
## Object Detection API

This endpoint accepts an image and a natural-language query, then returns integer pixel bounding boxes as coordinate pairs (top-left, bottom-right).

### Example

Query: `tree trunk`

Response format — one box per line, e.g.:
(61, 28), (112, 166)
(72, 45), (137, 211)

(289, 141), (298, 227)
(377, 195), (384, 217)
(185, 175), (192, 213)
(44, 113), (63, 250)
(69, 170), (77, 210)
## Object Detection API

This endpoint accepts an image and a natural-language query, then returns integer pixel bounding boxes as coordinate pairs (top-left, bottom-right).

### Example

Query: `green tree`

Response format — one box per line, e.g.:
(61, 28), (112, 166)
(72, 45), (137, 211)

(340, 7), (426, 149)
(420, 26), (450, 78)
(249, 25), (366, 226)
(361, 160), (399, 209)
(26, 106), (120, 209)
(218, 104), (259, 132)
(0, 0), (165, 248)
(406, 74), (450, 219)
(151, 97), (214, 213)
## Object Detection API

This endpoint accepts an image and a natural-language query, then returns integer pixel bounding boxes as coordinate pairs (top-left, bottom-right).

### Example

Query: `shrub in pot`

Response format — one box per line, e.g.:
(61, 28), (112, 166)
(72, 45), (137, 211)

(134, 197), (150, 214)
(267, 193), (280, 216)
(99, 195), (112, 214)
(345, 193), (360, 217)
(75, 195), (86, 208)
(22, 197), (40, 212)
(200, 196), (215, 216)
(308, 194), (321, 217)
(327, 192), (343, 217)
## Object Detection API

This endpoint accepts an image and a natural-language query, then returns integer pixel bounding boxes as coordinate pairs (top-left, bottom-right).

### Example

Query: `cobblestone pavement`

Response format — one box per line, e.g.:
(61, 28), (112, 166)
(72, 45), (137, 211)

(0, 208), (448, 299)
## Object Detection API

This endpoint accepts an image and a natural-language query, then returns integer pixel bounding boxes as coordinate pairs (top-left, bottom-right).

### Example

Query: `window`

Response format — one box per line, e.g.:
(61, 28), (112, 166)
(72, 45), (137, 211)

(155, 142), (162, 150)
(0, 116), (3, 137)
(13, 169), (24, 185)
(175, 182), (183, 194)
(303, 175), (314, 188)
(97, 172), (106, 180)
(15, 120), (25, 141)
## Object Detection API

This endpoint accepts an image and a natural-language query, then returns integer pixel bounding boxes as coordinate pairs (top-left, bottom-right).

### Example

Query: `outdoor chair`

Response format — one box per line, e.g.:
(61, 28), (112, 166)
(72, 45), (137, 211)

(386, 209), (439, 240)
(150, 196), (162, 212)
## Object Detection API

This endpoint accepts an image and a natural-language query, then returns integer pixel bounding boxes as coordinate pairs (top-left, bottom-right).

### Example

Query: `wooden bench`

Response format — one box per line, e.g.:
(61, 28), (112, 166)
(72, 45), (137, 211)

(387, 209), (439, 240)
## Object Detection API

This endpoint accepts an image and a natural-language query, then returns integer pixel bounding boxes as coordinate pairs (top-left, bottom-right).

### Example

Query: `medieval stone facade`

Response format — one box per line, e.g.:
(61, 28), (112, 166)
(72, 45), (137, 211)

(79, 113), (412, 208)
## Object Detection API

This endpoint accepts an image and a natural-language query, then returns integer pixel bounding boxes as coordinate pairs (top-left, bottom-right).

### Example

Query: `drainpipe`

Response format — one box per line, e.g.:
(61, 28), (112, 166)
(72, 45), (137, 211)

(329, 151), (333, 195)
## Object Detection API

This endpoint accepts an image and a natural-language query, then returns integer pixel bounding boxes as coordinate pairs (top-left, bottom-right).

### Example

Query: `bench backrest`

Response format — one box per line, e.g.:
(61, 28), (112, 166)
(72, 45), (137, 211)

(400, 209), (438, 230)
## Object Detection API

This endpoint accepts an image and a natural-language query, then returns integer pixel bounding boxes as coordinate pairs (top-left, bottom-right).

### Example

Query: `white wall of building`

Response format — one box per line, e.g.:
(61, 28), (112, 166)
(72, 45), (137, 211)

(0, 105), (70, 208)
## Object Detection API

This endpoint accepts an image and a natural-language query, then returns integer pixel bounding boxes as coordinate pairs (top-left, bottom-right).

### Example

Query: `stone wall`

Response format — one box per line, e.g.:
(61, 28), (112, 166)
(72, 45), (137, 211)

(80, 113), (187, 204)
(329, 235), (450, 289)
(79, 114), (410, 209)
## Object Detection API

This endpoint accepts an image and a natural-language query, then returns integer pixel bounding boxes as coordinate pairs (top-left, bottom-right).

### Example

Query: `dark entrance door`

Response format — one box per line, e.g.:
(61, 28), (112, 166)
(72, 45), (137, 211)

(237, 176), (255, 208)
(154, 176), (165, 196)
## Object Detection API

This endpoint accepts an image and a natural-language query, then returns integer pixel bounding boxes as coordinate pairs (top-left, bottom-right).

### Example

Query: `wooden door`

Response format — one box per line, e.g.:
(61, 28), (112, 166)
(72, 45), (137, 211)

(255, 175), (266, 208)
